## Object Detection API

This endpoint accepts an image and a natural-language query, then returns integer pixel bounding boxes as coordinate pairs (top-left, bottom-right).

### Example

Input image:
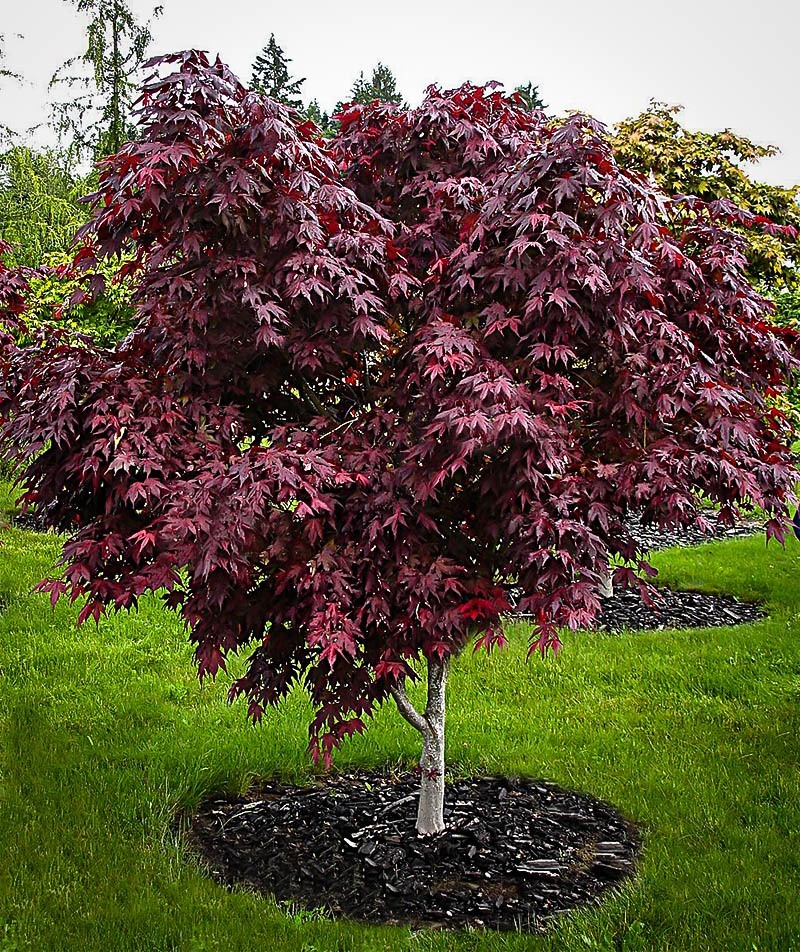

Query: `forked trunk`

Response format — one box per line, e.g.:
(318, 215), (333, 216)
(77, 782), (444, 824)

(390, 656), (449, 837)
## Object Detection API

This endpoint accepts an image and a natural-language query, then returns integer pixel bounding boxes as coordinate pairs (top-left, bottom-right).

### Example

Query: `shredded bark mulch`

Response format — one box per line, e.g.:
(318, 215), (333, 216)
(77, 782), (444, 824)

(10, 511), (50, 532)
(627, 512), (762, 552)
(593, 586), (765, 633)
(184, 772), (640, 932)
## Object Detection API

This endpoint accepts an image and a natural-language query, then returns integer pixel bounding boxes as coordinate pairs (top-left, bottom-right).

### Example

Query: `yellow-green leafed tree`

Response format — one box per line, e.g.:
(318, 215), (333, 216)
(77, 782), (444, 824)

(611, 102), (800, 291)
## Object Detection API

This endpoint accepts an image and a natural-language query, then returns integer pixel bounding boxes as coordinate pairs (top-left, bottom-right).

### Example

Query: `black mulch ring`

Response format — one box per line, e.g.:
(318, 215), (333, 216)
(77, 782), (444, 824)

(9, 511), (53, 532)
(593, 586), (765, 632)
(626, 512), (762, 552)
(183, 773), (640, 932)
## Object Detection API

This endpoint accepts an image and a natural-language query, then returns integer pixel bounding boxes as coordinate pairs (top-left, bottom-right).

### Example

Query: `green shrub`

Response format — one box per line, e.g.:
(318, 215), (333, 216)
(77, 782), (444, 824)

(0, 146), (89, 269)
(25, 250), (136, 347)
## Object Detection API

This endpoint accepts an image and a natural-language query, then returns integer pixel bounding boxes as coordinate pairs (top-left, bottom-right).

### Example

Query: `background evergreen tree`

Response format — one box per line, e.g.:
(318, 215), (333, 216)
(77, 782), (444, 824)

(0, 146), (88, 268)
(0, 34), (23, 145)
(347, 62), (403, 106)
(0, 143), (134, 345)
(49, 0), (161, 161)
(514, 81), (546, 111)
(305, 99), (336, 138)
(250, 34), (305, 107)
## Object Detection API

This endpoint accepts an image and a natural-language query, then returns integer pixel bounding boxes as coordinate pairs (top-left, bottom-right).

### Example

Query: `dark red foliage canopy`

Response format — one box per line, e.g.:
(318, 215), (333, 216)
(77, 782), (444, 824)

(1, 53), (796, 764)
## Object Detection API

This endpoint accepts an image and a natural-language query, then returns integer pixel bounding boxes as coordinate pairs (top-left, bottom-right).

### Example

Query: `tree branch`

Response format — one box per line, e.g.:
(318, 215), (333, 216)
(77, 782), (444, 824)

(390, 679), (427, 734)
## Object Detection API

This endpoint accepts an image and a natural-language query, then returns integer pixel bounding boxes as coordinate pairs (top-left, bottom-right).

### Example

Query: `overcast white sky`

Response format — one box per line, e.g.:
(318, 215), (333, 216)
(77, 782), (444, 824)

(2, 0), (798, 187)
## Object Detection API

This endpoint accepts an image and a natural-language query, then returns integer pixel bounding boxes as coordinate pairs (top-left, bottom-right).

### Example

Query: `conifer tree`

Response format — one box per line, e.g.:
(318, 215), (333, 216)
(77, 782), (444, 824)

(50, 0), (161, 161)
(0, 34), (23, 145)
(250, 34), (305, 108)
(514, 81), (546, 111)
(0, 146), (88, 268)
(305, 99), (335, 137)
(348, 62), (403, 106)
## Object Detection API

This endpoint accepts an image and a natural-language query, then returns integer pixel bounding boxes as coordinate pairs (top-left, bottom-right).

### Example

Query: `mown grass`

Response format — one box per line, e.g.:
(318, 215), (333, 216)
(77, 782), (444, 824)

(1, 481), (799, 951)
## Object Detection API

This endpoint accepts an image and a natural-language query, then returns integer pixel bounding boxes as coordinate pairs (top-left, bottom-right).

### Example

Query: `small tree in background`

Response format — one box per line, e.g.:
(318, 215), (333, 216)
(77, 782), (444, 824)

(0, 146), (88, 269)
(347, 62), (403, 106)
(612, 102), (800, 291)
(514, 81), (546, 112)
(1, 54), (796, 837)
(305, 99), (336, 138)
(25, 255), (135, 346)
(250, 34), (305, 108)
(0, 33), (23, 145)
(0, 146), (134, 345)
(50, 0), (161, 160)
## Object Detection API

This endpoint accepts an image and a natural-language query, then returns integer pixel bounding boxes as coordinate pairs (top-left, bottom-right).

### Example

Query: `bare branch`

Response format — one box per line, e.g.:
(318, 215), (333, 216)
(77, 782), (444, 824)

(390, 679), (426, 734)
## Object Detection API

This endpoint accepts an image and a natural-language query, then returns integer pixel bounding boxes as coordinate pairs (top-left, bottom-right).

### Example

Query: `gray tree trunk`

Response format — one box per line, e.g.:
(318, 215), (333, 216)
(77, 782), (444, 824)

(390, 656), (449, 837)
(416, 658), (448, 836)
(599, 567), (614, 599)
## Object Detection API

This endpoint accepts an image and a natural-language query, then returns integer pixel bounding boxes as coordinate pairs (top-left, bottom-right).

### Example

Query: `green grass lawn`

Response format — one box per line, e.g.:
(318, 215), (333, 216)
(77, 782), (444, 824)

(1, 482), (799, 951)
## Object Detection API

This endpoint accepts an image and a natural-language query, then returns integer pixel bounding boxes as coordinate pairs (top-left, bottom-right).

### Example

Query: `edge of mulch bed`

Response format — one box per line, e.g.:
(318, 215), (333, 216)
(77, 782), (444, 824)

(512, 586), (766, 633)
(8, 512), (56, 532)
(181, 771), (642, 933)
(627, 513), (764, 552)
(592, 586), (766, 633)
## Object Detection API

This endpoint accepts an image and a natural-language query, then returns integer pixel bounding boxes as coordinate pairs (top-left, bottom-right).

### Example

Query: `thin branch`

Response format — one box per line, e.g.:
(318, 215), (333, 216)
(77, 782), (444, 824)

(296, 371), (332, 420)
(390, 679), (427, 734)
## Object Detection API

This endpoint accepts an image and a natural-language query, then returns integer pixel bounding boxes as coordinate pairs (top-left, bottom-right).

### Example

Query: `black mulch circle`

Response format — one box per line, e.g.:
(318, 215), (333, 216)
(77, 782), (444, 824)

(593, 586), (765, 633)
(626, 512), (762, 552)
(11, 511), (51, 532)
(184, 772), (640, 932)
(9, 505), (58, 532)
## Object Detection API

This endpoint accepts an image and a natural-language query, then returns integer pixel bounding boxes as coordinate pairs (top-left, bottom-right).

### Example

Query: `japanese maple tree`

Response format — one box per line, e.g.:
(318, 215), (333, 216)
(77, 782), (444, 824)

(1, 53), (796, 837)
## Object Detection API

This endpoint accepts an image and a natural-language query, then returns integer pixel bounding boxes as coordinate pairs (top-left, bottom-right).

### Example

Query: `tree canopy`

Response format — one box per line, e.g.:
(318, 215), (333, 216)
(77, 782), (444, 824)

(514, 81), (546, 112)
(0, 146), (88, 269)
(0, 53), (796, 835)
(305, 99), (335, 138)
(0, 145), (133, 345)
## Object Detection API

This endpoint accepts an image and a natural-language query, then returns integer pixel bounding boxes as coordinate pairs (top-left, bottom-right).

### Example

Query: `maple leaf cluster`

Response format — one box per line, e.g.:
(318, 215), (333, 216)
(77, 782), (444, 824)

(0, 240), (29, 328)
(0, 53), (796, 765)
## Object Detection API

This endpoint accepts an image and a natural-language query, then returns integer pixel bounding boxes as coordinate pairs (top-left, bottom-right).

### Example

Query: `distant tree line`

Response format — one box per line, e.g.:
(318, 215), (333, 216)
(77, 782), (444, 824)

(248, 34), (545, 139)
